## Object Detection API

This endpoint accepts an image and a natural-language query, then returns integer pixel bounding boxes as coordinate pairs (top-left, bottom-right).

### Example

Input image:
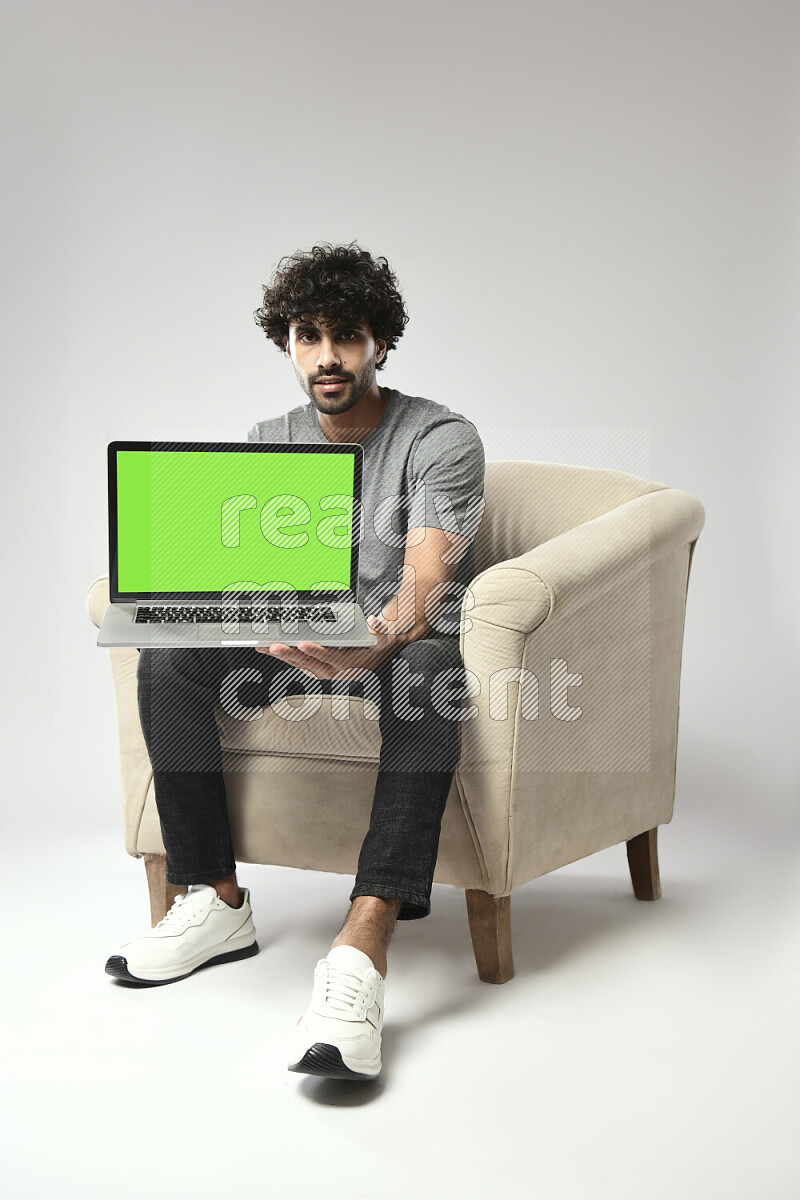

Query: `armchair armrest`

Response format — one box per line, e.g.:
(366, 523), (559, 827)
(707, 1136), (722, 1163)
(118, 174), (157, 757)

(462, 486), (705, 636)
(86, 574), (153, 856)
(454, 488), (705, 896)
(86, 574), (110, 629)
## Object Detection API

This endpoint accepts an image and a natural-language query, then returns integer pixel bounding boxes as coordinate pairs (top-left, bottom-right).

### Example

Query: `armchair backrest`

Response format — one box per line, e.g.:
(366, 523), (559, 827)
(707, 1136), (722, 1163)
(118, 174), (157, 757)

(473, 461), (668, 575)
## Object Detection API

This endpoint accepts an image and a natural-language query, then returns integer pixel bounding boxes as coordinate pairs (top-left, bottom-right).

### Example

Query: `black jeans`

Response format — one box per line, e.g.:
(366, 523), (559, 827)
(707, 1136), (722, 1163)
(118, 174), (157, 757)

(136, 636), (465, 920)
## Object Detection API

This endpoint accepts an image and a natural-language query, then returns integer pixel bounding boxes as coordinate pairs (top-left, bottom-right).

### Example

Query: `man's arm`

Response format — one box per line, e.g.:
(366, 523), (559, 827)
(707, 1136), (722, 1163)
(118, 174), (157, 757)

(256, 527), (472, 679)
(379, 526), (472, 647)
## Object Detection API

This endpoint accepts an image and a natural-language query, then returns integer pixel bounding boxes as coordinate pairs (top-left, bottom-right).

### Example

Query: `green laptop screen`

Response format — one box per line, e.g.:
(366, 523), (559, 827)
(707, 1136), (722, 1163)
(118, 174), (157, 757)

(116, 449), (356, 594)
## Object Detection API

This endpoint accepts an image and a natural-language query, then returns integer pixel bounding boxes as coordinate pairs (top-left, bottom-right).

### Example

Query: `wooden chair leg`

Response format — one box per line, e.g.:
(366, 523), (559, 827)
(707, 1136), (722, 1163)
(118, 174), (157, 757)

(143, 853), (188, 927)
(465, 889), (515, 983)
(626, 827), (662, 900)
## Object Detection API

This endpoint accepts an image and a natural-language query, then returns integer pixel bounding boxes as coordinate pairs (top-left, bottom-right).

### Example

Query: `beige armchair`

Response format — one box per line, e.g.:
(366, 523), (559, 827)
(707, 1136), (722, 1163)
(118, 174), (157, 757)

(86, 460), (705, 984)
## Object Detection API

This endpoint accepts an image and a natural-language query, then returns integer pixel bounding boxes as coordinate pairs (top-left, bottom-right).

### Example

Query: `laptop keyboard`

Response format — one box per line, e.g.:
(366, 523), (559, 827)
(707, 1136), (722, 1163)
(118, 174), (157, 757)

(135, 605), (337, 624)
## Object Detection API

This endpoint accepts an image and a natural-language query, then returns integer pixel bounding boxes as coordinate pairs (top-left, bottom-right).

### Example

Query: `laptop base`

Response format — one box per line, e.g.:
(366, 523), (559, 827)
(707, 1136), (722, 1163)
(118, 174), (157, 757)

(97, 603), (379, 649)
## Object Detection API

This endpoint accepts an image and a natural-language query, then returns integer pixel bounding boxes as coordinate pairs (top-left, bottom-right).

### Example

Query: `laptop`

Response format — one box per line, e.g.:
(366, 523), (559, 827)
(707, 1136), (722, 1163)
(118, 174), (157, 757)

(96, 440), (378, 648)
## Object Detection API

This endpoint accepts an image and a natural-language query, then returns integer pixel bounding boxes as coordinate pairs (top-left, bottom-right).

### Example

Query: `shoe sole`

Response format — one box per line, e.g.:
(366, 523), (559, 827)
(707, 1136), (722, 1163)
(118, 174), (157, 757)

(105, 940), (259, 986)
(288, 1043), (381, 1082)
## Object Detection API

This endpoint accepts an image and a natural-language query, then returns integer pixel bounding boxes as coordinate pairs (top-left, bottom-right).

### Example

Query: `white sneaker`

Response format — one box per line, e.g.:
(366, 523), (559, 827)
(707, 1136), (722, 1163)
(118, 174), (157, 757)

(287, 945), (385, 1081)
(105, 884), (259, 985)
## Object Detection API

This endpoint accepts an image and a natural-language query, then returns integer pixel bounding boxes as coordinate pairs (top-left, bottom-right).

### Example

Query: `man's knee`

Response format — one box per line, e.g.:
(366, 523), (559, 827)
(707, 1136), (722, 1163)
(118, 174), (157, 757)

(392, 636), (465, 700)
(137, 646), (228, 693)
(394, 635), (462, 675)
(385, 637), (466, 724)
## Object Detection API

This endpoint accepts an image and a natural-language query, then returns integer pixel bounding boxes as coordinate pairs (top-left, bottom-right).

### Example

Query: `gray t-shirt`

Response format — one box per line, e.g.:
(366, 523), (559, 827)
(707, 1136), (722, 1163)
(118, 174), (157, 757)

(247, 388), (485, 639)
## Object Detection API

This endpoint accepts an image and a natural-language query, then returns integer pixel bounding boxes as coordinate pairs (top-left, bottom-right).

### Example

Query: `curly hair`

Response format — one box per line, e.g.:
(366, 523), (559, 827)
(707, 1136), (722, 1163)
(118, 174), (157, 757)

(254, 242), (408, 371)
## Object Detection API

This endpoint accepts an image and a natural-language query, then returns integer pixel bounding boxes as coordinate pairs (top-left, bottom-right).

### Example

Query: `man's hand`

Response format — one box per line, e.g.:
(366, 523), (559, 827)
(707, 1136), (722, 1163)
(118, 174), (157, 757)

(254, 524), (474, 683)
(255, 614), (399, 682)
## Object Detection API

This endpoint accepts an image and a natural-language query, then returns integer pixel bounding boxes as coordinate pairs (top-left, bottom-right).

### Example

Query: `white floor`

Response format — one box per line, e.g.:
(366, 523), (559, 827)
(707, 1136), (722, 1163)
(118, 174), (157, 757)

(2, 790), (798, 1200)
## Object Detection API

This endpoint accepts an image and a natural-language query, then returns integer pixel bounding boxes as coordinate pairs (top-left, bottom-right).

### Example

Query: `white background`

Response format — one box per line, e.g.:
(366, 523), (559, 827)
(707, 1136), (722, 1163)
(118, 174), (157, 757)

(1, 2), (798, 1197)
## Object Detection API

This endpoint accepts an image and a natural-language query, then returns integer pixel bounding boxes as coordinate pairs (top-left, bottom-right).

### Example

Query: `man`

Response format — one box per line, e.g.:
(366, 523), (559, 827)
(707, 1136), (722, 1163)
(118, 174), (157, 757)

(107, 242), (486, 1082)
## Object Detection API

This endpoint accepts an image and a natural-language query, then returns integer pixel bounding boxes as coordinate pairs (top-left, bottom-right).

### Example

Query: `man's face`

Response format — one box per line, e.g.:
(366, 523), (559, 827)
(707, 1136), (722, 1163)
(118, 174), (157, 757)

(285, 315), (386, 414)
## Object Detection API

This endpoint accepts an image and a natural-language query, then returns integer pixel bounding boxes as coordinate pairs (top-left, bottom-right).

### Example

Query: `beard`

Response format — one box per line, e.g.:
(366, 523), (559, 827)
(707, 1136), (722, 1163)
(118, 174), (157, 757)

(296, 356), (376, 415)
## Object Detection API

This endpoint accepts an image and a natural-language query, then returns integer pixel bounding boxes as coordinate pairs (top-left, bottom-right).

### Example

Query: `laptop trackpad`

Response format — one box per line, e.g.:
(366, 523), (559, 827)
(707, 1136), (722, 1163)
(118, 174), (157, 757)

(141, 625), (200, 645)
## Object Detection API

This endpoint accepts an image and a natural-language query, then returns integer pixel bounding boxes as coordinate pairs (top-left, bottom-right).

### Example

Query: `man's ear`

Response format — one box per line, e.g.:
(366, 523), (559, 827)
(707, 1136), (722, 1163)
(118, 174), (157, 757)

(376, 339), (387, 364)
